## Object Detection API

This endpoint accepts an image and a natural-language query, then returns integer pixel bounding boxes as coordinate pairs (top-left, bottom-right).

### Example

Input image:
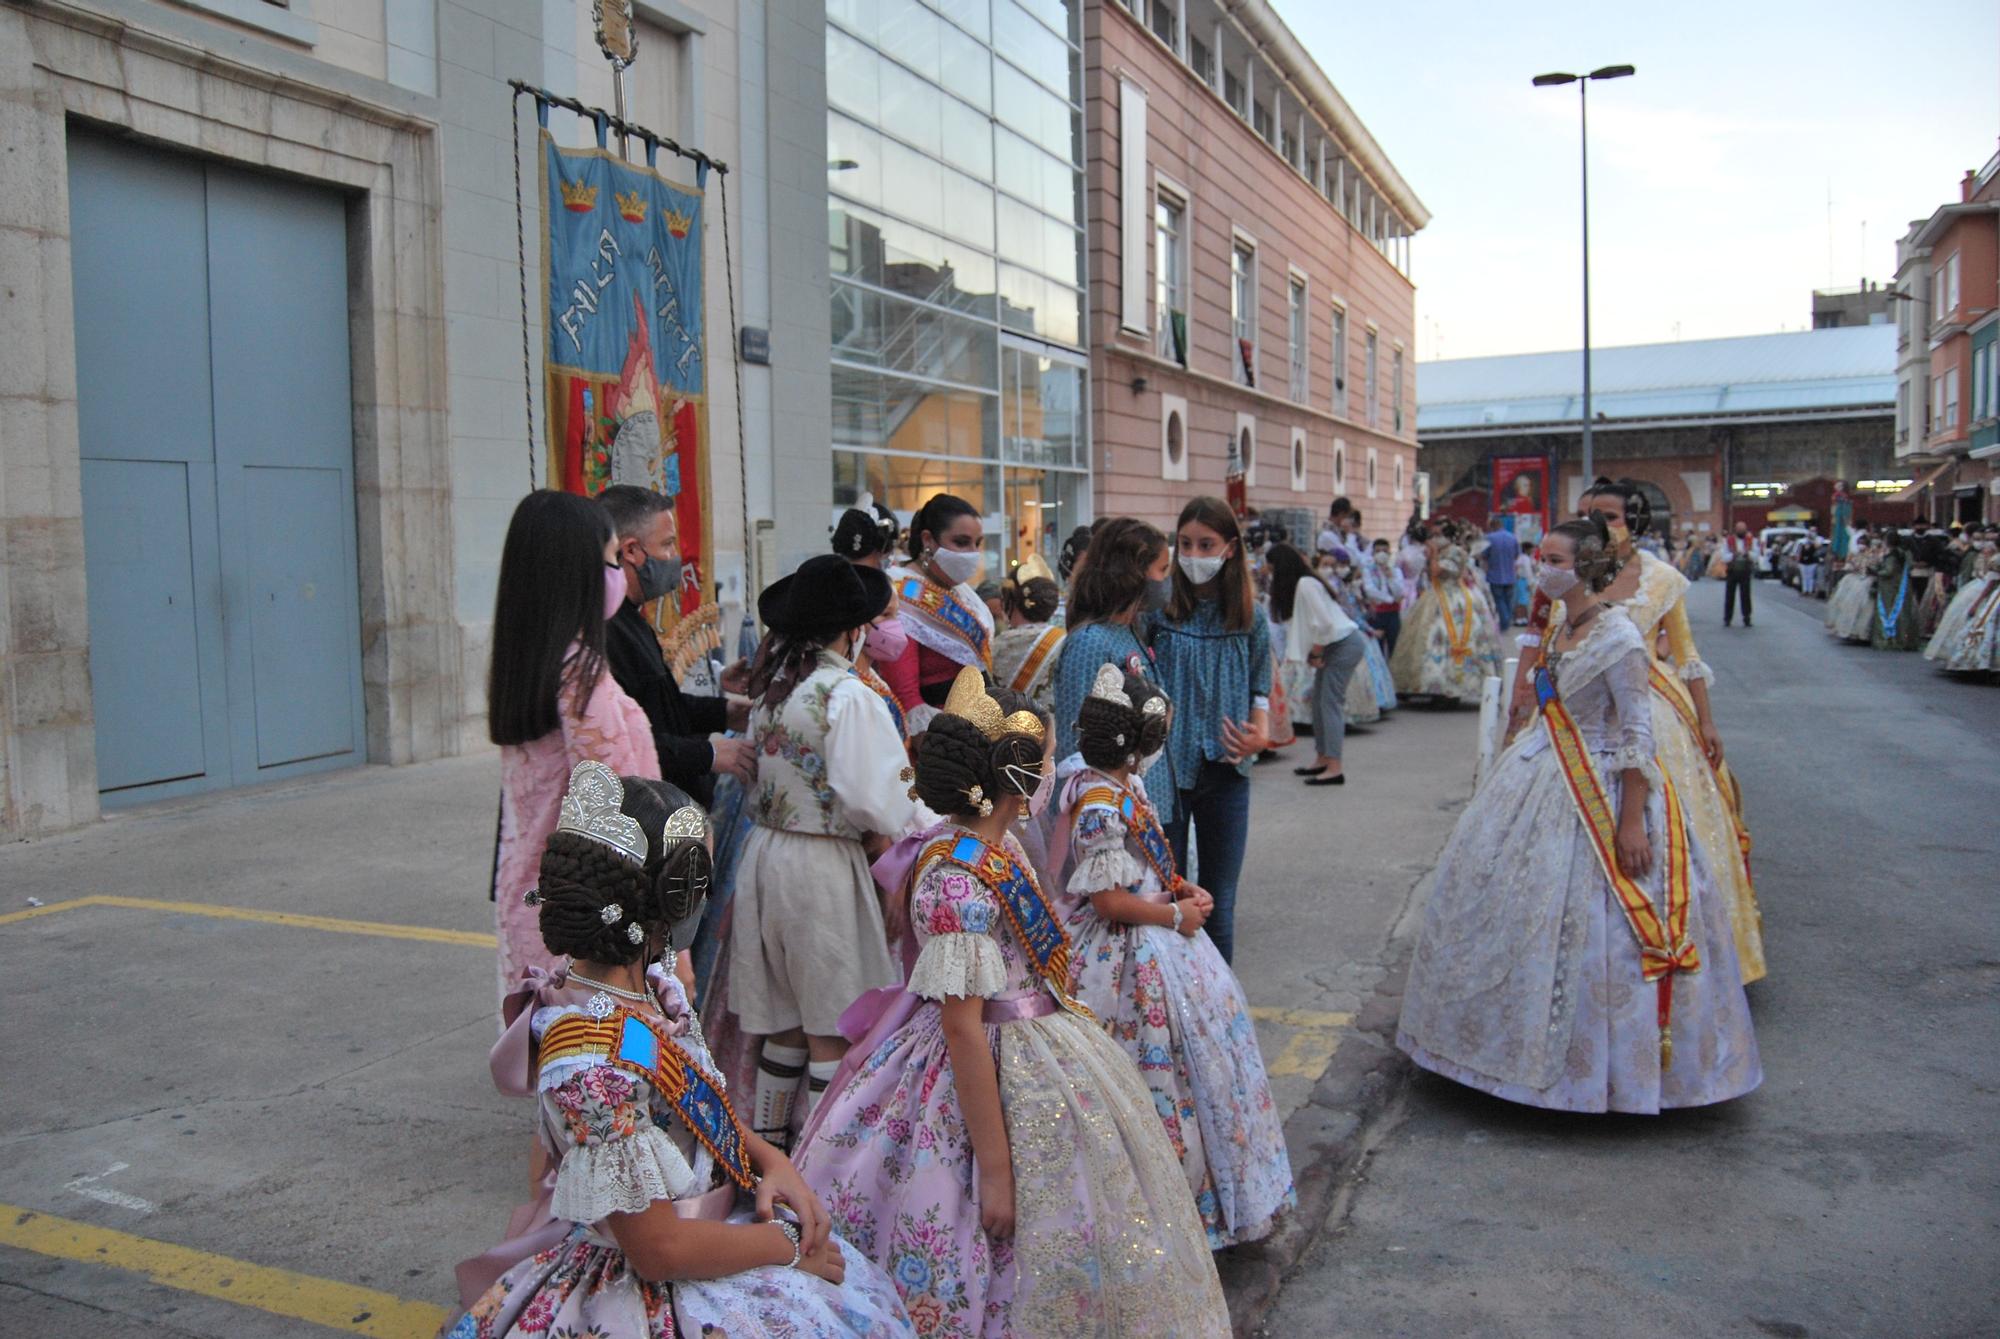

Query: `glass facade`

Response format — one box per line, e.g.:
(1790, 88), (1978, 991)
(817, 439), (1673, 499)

(827, 0), (1090, 571)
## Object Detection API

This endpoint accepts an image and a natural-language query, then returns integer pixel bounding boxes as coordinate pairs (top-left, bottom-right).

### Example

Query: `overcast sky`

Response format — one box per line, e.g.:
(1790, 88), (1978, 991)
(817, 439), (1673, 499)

(1282, 0), (2000, 364)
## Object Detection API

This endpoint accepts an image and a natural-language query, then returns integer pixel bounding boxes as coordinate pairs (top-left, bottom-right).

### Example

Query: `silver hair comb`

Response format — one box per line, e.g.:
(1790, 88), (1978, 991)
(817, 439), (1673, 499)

(1088, 662), (1132, 707)
(555, 761), (649, 866)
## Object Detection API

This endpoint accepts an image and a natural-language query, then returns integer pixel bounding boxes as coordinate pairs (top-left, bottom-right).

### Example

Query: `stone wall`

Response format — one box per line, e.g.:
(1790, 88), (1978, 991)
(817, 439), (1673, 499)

(0, 0), (457, 835)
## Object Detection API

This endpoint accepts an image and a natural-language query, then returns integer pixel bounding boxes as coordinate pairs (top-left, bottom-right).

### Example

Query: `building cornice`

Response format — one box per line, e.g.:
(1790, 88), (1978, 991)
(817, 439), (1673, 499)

(1420, 404), (1892, 441)
(1104, 337), (1419, 447)
(1910, 201), (2000, 251)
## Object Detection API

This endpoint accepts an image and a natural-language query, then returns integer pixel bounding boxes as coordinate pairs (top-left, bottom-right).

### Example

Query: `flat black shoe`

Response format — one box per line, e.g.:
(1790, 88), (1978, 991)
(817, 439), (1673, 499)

(1293, 766), (1322, 776)
(1304, 773), (1347, 786)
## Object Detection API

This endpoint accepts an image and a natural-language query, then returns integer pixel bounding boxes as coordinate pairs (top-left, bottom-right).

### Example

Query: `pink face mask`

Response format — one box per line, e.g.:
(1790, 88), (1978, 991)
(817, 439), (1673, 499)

(868, 615), (910, 662)
(603, 565), (628, 620)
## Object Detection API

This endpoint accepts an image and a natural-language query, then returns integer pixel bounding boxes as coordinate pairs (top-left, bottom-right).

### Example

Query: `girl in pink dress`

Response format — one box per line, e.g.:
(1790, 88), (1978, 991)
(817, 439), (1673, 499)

(489, 490), (661, 1007)
(795, 669), (1228, 1338)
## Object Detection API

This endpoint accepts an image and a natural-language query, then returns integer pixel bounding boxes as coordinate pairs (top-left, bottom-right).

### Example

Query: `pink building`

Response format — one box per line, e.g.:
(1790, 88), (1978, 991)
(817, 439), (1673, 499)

(1084, 0), (1429, 543)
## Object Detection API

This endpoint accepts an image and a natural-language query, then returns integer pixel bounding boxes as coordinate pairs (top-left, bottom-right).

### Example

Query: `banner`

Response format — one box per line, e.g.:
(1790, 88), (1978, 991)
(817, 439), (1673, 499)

(1492, 455), (1550, 546)
(542, 130), (711, 634)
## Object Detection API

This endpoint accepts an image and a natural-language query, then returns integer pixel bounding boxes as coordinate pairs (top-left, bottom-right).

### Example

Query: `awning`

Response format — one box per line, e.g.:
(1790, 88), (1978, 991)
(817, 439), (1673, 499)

(1892, 460), (1955, 503)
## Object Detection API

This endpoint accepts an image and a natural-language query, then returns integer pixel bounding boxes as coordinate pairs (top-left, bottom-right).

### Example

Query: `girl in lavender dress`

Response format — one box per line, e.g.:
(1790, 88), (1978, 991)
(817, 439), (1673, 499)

(796, 669), (1229, 1338)
(445, 762), (912, 1339)
(1397, 519), (1762, 1114)
(1054, 666), (1294, 1248)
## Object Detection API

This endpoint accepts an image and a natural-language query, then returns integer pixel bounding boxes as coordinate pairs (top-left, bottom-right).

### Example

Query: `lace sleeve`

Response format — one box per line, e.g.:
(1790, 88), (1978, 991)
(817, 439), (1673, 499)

(1661, 601), (1714, 683)
(1602, 646), (1662, 787)
(560, 665), (662, 780)
(908, 932), (1007, 1000)
(909, 862), (1008, 1000)
(1067, 804), (1144, 895)
(545, 1064), (699, 1223)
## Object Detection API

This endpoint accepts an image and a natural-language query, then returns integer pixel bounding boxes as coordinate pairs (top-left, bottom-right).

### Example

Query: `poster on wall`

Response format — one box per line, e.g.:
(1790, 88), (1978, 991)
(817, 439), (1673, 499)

(542, 129), (713, 649)
(1491, 454), (1550, 546)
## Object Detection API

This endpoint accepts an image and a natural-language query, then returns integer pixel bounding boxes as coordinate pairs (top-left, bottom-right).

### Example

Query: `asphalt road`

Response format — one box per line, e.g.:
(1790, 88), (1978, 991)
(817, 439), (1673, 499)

(1264, 578), (2000, 1339)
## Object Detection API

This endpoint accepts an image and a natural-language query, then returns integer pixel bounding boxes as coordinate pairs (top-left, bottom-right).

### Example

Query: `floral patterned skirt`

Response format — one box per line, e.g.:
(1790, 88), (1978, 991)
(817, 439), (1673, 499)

(798, 1006), (1230, 1338)
(1923, 575), (2000, 672)
(1388, 585), (1501, 704)
(1826, 572), (1874, 640)
(444, 1220), (913, 1339)
(1066, 918), (1295, 1247)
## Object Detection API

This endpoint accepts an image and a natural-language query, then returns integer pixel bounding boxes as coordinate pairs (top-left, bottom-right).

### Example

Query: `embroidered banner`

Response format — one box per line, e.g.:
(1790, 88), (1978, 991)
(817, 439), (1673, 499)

(542, 128), (711, 635)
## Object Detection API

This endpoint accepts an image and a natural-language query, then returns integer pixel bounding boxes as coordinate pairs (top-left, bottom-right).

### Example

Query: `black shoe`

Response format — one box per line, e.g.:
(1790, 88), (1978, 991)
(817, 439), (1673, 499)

(1745, 621), (1753, 627)
(1304, 773), (1347, 786)
(1293, 766), (1322, 776)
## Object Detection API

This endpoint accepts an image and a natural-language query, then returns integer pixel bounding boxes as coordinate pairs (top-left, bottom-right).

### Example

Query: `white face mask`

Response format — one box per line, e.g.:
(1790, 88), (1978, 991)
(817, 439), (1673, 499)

(1135, 746), (1164, 775)
(846, 626), (867, 662)
(1001, 761), (1053, 818)
(1535, 563), (1580, 600)
(932, 546), (983, 586)
(1178, 553), (1226, 585)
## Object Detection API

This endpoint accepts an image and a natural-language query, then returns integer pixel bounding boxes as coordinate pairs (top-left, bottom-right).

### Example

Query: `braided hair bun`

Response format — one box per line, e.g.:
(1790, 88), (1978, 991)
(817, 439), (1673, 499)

(912, 684), (1048, 818)
(1075, 671), (1170, 772)
(536, 776), (710, 964)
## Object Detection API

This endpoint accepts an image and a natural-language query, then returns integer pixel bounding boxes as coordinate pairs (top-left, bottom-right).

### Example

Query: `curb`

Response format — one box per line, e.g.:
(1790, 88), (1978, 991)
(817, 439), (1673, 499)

(1218, 933), (1419, 1337)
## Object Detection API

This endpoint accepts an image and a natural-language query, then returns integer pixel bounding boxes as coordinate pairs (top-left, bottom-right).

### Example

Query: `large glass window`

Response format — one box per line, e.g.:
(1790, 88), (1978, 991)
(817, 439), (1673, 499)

(828, 0), (1089, 567)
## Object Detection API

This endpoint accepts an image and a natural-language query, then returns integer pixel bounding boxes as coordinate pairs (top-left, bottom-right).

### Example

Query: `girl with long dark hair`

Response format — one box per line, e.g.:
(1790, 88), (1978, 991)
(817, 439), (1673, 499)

(489, 490), (660, 1005)
(1265, 543), (1367, 786)
(879, 492), (994, 730)
(1147, 496), (1272, 963)
(1048, 516), (1173, 767)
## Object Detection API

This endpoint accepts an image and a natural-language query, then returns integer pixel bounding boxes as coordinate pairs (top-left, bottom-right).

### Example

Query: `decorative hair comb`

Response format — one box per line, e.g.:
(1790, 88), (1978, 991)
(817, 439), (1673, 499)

(1088, 662), (1132, 707)
(660, 802), (709, 845)
(943, 666), (1045, 744)
(555, 761), (649, 866)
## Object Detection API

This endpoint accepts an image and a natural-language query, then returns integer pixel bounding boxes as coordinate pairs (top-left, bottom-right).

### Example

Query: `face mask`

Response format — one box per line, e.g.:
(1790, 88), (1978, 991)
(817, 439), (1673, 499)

(867, 615), (908, 662)
(1179, 553), (1226, 584)
(1143, 574), (1173, 612)
(603, 564), (628, 620)
(635, 553), (681, 604)
(1535, 563), (1580, 600)
(1374, 551), (1392, 565)
(933, 546), (984, 587)
(1001, 761), (1053, 818)
(1604, 519), (1631, 551)
(1135, 746), (1164, 775)
(845, 626), (867, 662)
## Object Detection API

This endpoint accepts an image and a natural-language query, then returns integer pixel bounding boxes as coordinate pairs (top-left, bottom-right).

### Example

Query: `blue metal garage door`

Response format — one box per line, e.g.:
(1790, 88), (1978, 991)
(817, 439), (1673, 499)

(68, 131), (365, 804)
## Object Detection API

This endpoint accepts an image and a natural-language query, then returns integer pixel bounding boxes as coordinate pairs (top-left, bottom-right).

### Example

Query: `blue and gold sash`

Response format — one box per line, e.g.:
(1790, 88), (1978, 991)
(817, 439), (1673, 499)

(540, 1009), (755, 1189)
(921, 833), (1091, 1018)
(855, 664), (907, 740)
(1076, 783), (1183, 896)
(899, 574), (992, 668)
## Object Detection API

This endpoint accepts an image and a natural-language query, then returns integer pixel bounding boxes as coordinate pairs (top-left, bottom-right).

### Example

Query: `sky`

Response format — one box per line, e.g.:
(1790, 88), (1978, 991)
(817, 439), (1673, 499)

(1280, 0), (2000, 364)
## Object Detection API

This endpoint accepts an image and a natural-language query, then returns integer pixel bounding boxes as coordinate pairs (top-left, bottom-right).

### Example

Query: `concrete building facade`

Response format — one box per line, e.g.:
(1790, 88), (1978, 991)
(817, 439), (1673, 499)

(1084, 0), (1426, 546)
(0, 0), (826, 837)
(1895, 146), (2000, 524)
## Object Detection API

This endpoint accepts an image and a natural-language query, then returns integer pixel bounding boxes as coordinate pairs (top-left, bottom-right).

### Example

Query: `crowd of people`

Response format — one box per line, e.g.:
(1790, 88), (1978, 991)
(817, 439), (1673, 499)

(1821, 519), (2000, 675)
(444, 474), (1795, 1338)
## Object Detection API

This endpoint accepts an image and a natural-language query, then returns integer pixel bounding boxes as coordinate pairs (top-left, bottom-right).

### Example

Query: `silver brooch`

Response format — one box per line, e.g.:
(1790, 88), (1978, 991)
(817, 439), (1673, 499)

(585, 991), (615, 1020)
(600, 902), (624, 925)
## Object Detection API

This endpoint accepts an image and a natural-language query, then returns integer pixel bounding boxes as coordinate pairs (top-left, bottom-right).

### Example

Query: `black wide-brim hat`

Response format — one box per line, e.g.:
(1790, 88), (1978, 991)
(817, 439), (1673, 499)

(758, 553), (892, 640)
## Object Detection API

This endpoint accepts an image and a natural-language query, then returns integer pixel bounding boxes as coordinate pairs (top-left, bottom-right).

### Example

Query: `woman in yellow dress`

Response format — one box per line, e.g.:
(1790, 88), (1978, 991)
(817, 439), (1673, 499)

(1508, 479), (1767, 984)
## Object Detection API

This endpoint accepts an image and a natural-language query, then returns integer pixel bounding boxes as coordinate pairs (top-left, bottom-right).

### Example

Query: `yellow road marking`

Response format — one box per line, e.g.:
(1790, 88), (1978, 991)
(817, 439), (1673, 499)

(1250, 1007), (1356, 1078)
(0, 1203), (448, 1338)
(0, 895), (496, 947)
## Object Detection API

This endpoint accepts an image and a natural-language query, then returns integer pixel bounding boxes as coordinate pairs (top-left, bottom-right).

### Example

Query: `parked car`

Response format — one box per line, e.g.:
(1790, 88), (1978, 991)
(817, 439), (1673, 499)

(1757, 526), (1810, 578)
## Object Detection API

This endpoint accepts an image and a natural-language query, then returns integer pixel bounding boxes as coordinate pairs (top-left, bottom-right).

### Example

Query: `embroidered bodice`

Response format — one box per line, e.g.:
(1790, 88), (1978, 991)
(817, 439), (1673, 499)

(748, 652), (915, 839)
(1060, 771), (1163, 906)
(903, 829), (1040, 1004)
(1519, 609), (1659, 780)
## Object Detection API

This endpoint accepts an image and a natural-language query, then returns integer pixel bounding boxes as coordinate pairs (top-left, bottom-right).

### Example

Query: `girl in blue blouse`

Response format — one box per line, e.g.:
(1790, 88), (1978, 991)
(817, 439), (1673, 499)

(1051, 517), (1173, 775)
(1147, 497), (1272, 964)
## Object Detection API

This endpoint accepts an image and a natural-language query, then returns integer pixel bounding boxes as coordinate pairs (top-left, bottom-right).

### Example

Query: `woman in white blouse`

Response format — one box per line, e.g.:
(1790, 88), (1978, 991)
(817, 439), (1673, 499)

(1266, 544), (1366, 787)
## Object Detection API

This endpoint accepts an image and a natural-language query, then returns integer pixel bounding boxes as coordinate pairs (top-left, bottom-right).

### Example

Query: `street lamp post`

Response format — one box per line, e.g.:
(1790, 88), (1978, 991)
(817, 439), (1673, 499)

(1534, 64), (1634, 489)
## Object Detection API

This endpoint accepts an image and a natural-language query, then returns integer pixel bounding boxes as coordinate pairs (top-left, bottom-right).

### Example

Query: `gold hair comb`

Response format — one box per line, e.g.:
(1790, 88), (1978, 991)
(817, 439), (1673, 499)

(943, 666), (1046, 744)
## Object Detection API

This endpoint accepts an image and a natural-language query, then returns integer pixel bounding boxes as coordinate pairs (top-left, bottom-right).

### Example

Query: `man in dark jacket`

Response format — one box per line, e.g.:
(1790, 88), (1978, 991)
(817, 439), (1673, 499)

(599, 485), (753, 806)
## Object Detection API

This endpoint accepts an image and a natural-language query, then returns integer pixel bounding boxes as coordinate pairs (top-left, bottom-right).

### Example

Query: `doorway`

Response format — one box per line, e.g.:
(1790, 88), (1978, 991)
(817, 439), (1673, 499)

(68, 131), (365, 805)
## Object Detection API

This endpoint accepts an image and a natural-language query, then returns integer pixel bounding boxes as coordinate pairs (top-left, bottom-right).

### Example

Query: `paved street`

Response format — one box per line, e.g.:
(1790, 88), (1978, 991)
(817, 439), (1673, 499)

(1264, 578), (2000, 1339)
(0, 661), (1476, 1336)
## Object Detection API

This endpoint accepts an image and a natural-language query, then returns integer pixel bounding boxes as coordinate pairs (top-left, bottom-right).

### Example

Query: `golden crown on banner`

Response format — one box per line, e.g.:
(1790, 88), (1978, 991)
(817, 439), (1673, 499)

(614, 189), (647, 223)
(664, 208), (693, 239)
(560, 179), (598, 212)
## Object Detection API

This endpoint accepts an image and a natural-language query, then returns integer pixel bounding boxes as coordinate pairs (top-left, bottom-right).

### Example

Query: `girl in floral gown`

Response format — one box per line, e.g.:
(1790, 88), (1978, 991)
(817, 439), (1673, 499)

(1825, 539), (1880, 642)
(1389, 528), (1502, 704)
(796, 669), (1230, 1338)
(1923, 534), (2000, 673)
(1398, 520), (1762, 1113)
(1054, 665), (1293, 1248)
(447, 763), (912, 1339)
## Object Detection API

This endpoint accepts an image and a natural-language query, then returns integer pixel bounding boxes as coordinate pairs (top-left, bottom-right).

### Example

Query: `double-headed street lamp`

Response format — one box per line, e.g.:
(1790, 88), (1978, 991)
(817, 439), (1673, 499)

(1533, 64), (1635, 486)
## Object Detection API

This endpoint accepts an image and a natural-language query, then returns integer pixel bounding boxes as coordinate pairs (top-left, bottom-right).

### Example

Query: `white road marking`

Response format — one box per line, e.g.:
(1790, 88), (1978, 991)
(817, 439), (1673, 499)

(64, 1162), (156, 1214)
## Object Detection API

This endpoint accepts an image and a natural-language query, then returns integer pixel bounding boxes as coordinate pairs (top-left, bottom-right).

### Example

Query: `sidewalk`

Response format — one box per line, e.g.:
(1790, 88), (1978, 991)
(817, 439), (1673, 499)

(0, 710), (1477, 1337)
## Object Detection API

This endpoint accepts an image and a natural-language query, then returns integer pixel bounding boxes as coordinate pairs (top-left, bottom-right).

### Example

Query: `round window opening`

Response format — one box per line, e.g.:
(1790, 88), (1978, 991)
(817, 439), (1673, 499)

(1240, 427), (1255, 470)
(1166, 410), (1184, 466)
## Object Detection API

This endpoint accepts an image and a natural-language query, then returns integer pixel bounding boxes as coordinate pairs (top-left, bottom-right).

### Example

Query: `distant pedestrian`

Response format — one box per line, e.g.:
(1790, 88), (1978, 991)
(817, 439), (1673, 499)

(1266, 543), (1365, 787)
(1722, 523), (1761, 627)
(1796, 529), (1822, 598)
(1482, 515), (1521, 631)
(1361, 536), (1407, 652)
